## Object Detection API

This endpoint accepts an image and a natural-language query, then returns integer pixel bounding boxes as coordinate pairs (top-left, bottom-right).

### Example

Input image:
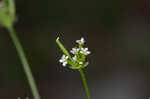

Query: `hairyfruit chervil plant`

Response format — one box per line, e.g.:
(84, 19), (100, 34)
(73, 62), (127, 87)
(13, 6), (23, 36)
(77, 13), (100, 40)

(56, 37), (91, 99)
(0, 0), (40, 99)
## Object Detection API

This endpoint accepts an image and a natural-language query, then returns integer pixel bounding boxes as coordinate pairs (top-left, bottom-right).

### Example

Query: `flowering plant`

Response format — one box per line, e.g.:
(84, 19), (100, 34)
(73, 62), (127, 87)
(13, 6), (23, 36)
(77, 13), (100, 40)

(56, 37), (91, 99)
(57, 37), (91, 69)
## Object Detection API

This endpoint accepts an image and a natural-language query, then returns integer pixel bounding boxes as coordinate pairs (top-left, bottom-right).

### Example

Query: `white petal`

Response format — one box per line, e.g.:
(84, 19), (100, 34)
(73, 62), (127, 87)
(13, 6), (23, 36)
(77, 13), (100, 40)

(73, 56), (77, 61)
(76, 40), (80, 43)
(56, 37), (59, 40)
(65, 56), (69, 59)
(79, 62), (83, 64)
(62, 55), (66, 59)
(80, 51), (83, 54)
(76, 37), (85, 44)
(62, 62), (67, 66)
(59, 59), (63, 63)
(86, 51), (91, 55)
(85, 48), (88, 51)
(71, 49), (75, 53)
(81, 37), (85, 43)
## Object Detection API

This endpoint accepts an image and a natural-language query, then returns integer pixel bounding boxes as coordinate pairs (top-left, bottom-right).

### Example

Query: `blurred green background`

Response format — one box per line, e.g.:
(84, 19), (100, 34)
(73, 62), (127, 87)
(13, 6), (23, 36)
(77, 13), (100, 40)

(0, 0), (150, 98)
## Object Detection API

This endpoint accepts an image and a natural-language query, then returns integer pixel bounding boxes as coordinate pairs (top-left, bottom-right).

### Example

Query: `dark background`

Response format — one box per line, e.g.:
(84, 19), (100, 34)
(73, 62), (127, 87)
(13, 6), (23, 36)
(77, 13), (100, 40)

(0, 0), (150, 98)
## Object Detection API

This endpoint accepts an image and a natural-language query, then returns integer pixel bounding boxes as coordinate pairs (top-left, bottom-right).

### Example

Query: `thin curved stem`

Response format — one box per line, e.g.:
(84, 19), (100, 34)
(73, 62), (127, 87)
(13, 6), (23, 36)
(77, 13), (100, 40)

(7, 26), (41, 99)
(79, 68), (90, 99)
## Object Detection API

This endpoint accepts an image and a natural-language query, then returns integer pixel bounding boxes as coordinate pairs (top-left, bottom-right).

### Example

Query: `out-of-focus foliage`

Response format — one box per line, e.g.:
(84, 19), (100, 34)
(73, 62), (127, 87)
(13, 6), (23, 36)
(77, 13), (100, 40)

(0, 0), (16, 27)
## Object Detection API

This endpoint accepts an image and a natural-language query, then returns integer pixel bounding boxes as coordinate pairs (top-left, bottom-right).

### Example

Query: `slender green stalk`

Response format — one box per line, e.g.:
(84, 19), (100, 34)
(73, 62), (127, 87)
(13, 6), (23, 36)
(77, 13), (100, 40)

(79, 68), (90, 99)
(7, 26), (40, 99)
(8, 0), (16, 20)
(56, 38), (71, 58)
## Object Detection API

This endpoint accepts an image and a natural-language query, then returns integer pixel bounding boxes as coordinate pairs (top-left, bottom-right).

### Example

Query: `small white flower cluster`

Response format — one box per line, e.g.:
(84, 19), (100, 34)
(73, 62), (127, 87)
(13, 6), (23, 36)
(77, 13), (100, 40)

(59, 55), (69, 66)
(70, 37), (90, 55)
(70, 48), (79, 54)
(76, 37), (85, 44)
(70, 47), (90, 55)
(80, 48), (91, 55)
(59, 37), (91, 68)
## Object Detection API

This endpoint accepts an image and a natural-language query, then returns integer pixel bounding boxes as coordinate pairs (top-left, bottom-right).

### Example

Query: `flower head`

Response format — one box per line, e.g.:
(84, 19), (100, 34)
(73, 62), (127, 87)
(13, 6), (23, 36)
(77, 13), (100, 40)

(80, 48), (91, 55)
(59, 55), (69, 66)
(79, 62), (83, 65)
(76, 37), (85, 45)
(57, 37), (91, 69)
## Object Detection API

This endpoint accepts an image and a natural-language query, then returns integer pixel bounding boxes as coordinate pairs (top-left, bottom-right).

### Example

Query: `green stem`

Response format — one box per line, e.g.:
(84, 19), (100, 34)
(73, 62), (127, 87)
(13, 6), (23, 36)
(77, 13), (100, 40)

(7, 26), (41, 99)
(79, 68), (90, 99)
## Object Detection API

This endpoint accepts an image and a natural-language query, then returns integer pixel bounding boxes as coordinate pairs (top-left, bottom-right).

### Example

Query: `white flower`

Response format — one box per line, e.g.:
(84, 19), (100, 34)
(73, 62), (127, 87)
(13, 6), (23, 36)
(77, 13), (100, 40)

(80, 48), (91, 55)
(70, 48), (79, 54)
(59, 55), (69, 66)
(79, 62), (83, 65)
(56, 37), (59, 41)
(72, 56), (77, 61)
(76, 37), (85, 45)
